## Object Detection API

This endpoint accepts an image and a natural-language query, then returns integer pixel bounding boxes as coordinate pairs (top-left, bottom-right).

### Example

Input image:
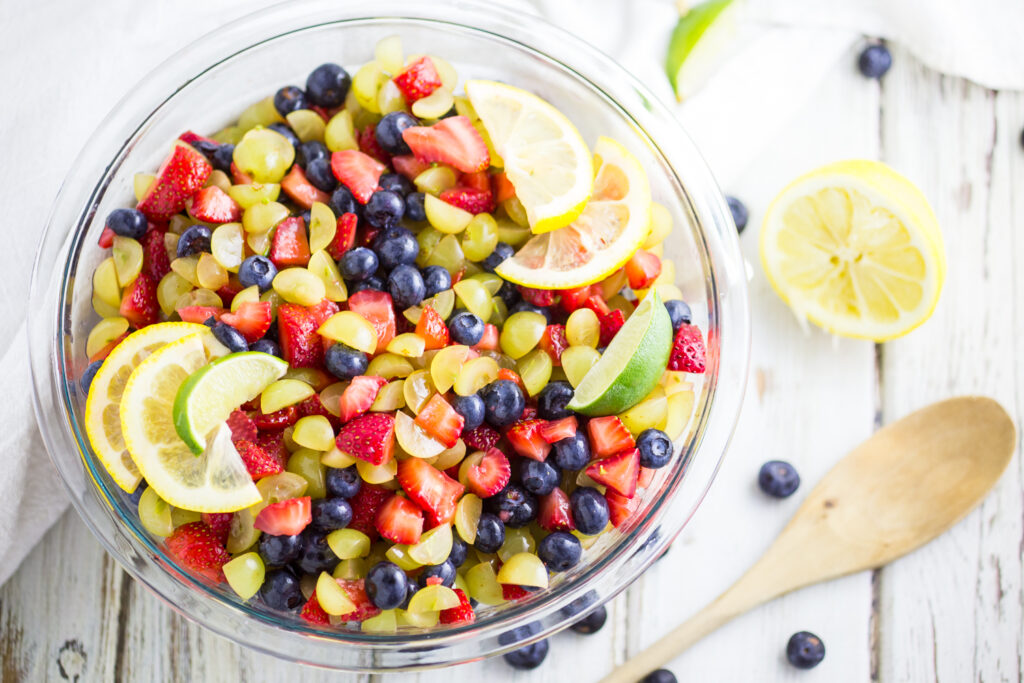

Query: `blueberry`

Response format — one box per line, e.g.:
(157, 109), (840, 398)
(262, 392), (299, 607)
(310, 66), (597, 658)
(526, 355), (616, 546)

(378, 172), (414, 197)
(496, 280), (521, 309)
(482, 242), (514, 273)
(300, 209), (312, 226)
(105, 208), (147, 239)
(536, 381), (574, 420)
(340, 247), (379, 281)
(400, 575), (420, 610)
(311, 497), (353, 530)
(306, 63), (351, 108)
(481, 379), (526, 427)
(250, 339), (281, 357)
(387, 264), (426, 309)
(498, 621), (542, 645)
(80, 359), (103, 394)
(560, 590), (600, 619)
(188, 138), (220, 162)
(212, 144), (235, 173)
(520, 459), (560, 496)
(570, 487), (610, 535)
(306, 157), (337, 192)
(176, 225), (212, 257)
(325, 465), (361, 499)
(485, 484), (537, 528)
(640, 670), (678, 683)
(203, 316), (218, 328)
(297, 140), (328, 168)
(296, 530), (339, 574)
(421, 265), (451, 297)
(452, 393), (485, 431)
(121, 479), (147, 507)
(273, 85), (307, 116)
(330, 185), (360, 217)
(786, 631), (825, 669)
(503, 639), (549, 670)
(373, 227), (418, 269)
(365, 561), (409, 610)
(349, 276), (384, 294)
(375, 111), (418, 157)
(448, 533), (468, 567)
(325, 342), (368, 380)
(858, 44), (892, 79)
(417, 560), (456, 588)
(237, 255), (277, 292)
(537, 531), (582, 572)
(664, 300), (692, 331)
(758, 460), (800, 498)
(268, 122), (301, 149)
(264, 320), (279, 342)
(258, 533), (303, 567)
(726, 195), (748, 234)
(637, 429), (673, 469)
(570, 604), (607, 634)
(405, 192), (427, 221)
(259, 568), (304, 611)
(212, 322), (249, 353)
(474, 512), (505, 553)
(365, 190), (406, 230)
(448, 311), (484, 346)
(510, 300), (552, 323)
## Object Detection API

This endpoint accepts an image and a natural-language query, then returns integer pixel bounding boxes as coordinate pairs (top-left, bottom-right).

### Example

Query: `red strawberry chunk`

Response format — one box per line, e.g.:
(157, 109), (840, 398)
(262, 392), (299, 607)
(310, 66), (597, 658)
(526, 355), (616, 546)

(330, 149), (385, 203)
(327, 212), (359, 260)
(230, 162), (254, 185)
(178, 130), (217, 147)
(187, 185), (241, 224)
(254, 496), (312, 536)
(391, 154), (432, 181)
(216, 277), (244, 305)
(501, 584), (532, 601)
(137, 143), (212, 221)
(583, 293), (611, 318)
(277, 303), (324, 368)
(402, 116), (490, 174)
(357, 125), (391, 165)
(392, 56), (442, 103)
(98, 226), (116, 249)
(220, 300), (273, 343)
(120, 272), (159, 329)
(236, 439), (284, 480)
(141, 227), (171, 282)
(256, 431), (290, 470)
(491, 171), (517, 203)
(598, 309), (625, 347)
(506, 419), (552, 462)
(538, 487), (575, 531)
(227, 409), (258, 442)
(465, 448), (511, 498)
(414, 394), (464, 448)
(538, 325), (568, 366)
(559, 286), (595, 313)
(439, 187), (495, 215)
(497, 368), (523, 393)
(375, 495), (424, 544)
(301, 591), (331, 625)
(439, 588), (476, 624)
(348, 483), (390, 539)
(586, 448), (641, 498)
(88, 332), (128, 363)
(201, 513), (233, 545)
(347, 289), (395, 352)
(165, 521), (230, 582)
(335, 578), (382, 622)
(307, 298), (340, 327)
(338, 375), (388, 423)
(281, 164), (330, 210)
(415, 305), (450, 350)
(472, 323), (500, 352)
(269, 216), (311, 268)
(637, 466), (656, 489)
(463, 424), (500, 452)
(587, 416), (636, 458)
(397, 458), (465, 526)
(177, 305), (224, 324)
(249, 404), (299, 431)
(625, 249), (662, 290)
(668, 324), (706, 373)
(335, 412), (395, 465)
(539, 416), (577, 444)
(297, 394), (341, 430)
(606, 488), (640, 528)
(518, 286), (556, 307)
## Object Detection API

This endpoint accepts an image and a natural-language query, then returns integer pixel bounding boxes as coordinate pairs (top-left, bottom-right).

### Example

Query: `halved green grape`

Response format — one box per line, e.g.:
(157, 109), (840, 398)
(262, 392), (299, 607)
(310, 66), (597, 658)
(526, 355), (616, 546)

(432, 439), (466, 471)
(377, 80), (406, 116)
(465, 272), (503, 295)
(352, 62), (387, 113)
(223, 552), (265, 600)
(247, 230), (271, 257)
(300, 573), (318, 601)
(618, 386), (668, 435)
(317, 382), (346, 418)
(375, 35), (404, 74)
(211, 223), (244, 272)
(173, 288), (222, 313)
(157, 272), (193, 316)
(134, 173), (155, 201)
(286, 110), (326, 143)
(196, 253), (229, 291)
(454, 493), (482, 544)
(408, 584), (460, 613)
(92, 257), (122, 309)
(517, 349), (553, 397)
(227, 508), (261, 554)
(170, 507), (202, 528)
(206, 169), (232, 193)
(501, 197), (529, 227)
(431, 289), (456, 320)
(317, 571), (357, 615)
(362, 609), (398, 633)
(452, 279), (493, 322)
(171, 255), (201, 287)
(497, 527), (536, 563)
(238, 96), (285, 131)
(598, 268), (629, 301)
(425, 235), (466, 276)
(645, 201), (672, 248)
(85, 317), (129, 358)
(111, 236), (143, 288)
(465, 562), (505, 605)
(168, 214), (193, 235)
(429, 345), (473, 393)
(499, 312), (547, 359)
(387, 333), (426, 358)
(416, 227), (444, 263)
(231, 285), (261, 313)
(495, 217), (532, 247)
(261, 379), (315, 414)
(286, 448), (327, 499)
(92, 295), (120, 319)
(307, 250), (348, 302)
(428, 55), (458, 90)
(333, 558), (368, 580)
(321, 445), (357, 469)
(607, 294), (637, 319)
(414, 166), (457, 196)
(355, 457), (397, 484)
(138, 486), (173, 537)
(371, 380), (406, 412)
(325, 110), (358, 152)
(308, 202), (337, 254)
(490, 297), (508, 327)
(317, 311), (377, 353)
(243, 201), (289, 234)
(284, 367), (330, 391)
(412, 88), (455, 120)
(453, 95), (477, 120)
(273, 268), (327, 306)
(408, 524), (453, 565)
(228, 183), (281, 209)
(663, 389), (695, 441)
(395, 411), (446, 459)
(402, 370), (435, 413)
(367, 353), (414, 380)
(233, 127), (295, 183)
(454, 572), (470, 598)
(212, 125), (244, 145)
(561, 345), (602, 387)
(425, 194), (473, 235)
(293, 415), (335, 451)
(397, 607), (440, 628)
(327, 529), (371, 560)
(385, 543), (424, 571)
(461, 214), (499, 262)
(453, 356), (500, 397)
(496, 552), (548, 588)
(566, 308), (600, 348)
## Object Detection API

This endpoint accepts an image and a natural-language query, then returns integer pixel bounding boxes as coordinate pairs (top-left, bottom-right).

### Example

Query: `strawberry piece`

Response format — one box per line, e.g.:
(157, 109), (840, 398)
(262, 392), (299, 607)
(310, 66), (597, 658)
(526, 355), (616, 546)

(637, 466), (656, 489)
(463, 424), (500, 452)
(390, 155), (431, 182)
(164, 521), (230, 582)
(392, 56), (442, 103)
(220, 301), (272, 343)
(119, 272), (159, 329)
(98, 226), (116, 249)
(277, 303), (324, 368)
(201, 513), (232, 546)
(296, 394), (341, 430)
(518, 286), (556, 307)
(357, 125), (391, 165)
(254, 496), (312, 535)
(177, 305), (225, 324)
(308, 298), (340, 327)
(256, 431), (289, 470)
(491, 171), (517, 203)
(330, 150), (385, 203)
(187, 186), (241, 224)
(347, 289), (395, 351)
(236, 439), (284, 480)
(539, 416), (577, 444)
(137, 144), (212, 221)
(506, 419), (552, 461)
(402, 116), (489, 174)
(348, 483), (390, 539)
(338, 375), (388, 423)
(414, 305), (450, 350)
(178, 130), (218, 147)
(583, 293), (611, 318)
(538, 325), (568, 366)
(414, 394), (464, 448)
(587, 416), (636, 458)
(230, 162), (253, 185)
(216, 277), (244, 305)
(226, 409), (258, 442)
(301, 591), (331, 625)
(472, 323), (500, 352)
(269, 216), (311, 268)
(335, 578), (382, 621)
(141, 227), (171, 282)
(327, 212), (359, 260)
(249, 405), (299, 431)
(625, 250), (662, 290)
(310, 105), (331, 121)
(439, 588), (476, 624)
(606, 488), (641, 528)
(375, 494), (424, 544)
(439, 187), (494, 215)
(502, 584), (532, 601)
(459, 171), (491, 193)
(465, 448), (511, 498)
(281, 164), (330, 210)
(335, 412), (395, 465)
(586, 448), (641, 498)
(538, 487), (575, 531)
(397, 458), (465, 526)
(559, 286), (594, 313)
(497, 368), (523, 390)
(598, 309), (625, 347)
(668, 324), (706, 373)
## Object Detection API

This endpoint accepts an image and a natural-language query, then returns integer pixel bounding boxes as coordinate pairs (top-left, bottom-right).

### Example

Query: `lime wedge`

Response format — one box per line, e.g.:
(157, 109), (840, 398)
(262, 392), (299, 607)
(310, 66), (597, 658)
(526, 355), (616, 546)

(173, 351), (287, 454)
(567, 291), (673, 416)
(666, 0), (737, 101)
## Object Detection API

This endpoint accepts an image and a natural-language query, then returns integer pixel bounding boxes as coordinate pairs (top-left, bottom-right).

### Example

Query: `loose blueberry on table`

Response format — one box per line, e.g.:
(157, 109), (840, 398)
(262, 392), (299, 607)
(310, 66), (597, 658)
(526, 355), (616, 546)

(786, 631), (826, 669)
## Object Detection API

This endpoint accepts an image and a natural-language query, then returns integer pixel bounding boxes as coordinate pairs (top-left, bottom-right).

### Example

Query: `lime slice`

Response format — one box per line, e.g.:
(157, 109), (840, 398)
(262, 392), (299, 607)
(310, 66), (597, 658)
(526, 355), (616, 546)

(173, 351), (288, 454)
(567, 291), (673, 416)
(666, 0), (737, 101)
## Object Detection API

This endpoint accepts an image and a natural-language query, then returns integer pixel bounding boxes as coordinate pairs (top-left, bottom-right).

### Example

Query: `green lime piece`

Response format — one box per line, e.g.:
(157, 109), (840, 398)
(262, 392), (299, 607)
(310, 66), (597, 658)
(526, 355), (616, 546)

(665, 0), (736, 101)
(567, 291), (673, 416)
(173, 351), (287, 454)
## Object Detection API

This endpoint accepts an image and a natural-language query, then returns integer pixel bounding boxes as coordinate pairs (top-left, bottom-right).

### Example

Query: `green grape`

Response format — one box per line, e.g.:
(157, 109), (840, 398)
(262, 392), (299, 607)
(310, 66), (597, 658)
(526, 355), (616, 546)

(412, 88), (455, 120)
(111, 236), (143, 288)
(414, 166), (457, 196)
(233, 128), (296, 183)
(170, 507), (201, 528)
(228, 183), (280, 209)
(286, 448), (327, 498)
(408, 584), (460, 612)
(408, 524), (453, 565)
(326, 529), (371, 559)
(416, 227), (444, 266)
(461, 213), (500, 262)
(566, 308), (601, 348)
(465, 562), (505, 605)
(352, 62), (387, 113)
(211, 223), (244, 272)
(272, 268), (327, 306)
(452, 279), (493, 322)
(325, 110), (358, 152)
(499, 311), (547, 359)
(496, 218), (532, 247)
(223, 552), (265, 600)
(196, 253), (228, 291)
(333, 558), (367, 580)
(561, 345), (601, 387)
(285, 110), (326, 143)
(138, 486), (173, 537)
(385, 544), (424, 571)
(226, 507), (260, 554)
(157, 272), (193, 316)
(242, 201), (289, 234)
(495, 552), (548, 588)
(516, 349), (553, 397)
(375, 35), (404, 74)
(238, 96), (285, 132)
(465, 271), (503, 295)
(424, 235), (466, 276)
(362, 609), (398, 633)
(497, 527), (536, 563)
(292, 415), (335, 451)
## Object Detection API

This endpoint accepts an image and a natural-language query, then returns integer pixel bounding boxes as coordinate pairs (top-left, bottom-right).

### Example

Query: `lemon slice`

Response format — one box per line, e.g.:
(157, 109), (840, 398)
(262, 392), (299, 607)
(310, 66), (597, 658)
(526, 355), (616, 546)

(760, 160), (946, 341)
(495, 136), (651, 289)
(465, 79), (592, 234)
(84, 322), (209, 492)
(120, 333), (260, 512)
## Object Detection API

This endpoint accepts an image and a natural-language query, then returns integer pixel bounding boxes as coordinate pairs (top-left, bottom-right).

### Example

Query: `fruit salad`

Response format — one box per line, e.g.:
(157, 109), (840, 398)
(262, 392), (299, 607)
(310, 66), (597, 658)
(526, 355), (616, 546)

(80, 35), (706, 631)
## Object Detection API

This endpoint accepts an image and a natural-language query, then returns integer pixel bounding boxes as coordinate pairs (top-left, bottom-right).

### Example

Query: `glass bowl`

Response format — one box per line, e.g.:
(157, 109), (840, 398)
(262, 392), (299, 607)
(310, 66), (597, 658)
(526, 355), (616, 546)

(28, 0), (749, 671)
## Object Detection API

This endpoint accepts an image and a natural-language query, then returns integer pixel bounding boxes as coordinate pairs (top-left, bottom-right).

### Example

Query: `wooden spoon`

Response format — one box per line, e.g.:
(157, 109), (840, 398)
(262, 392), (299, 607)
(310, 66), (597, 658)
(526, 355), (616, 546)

(602, 396), (1015, 683)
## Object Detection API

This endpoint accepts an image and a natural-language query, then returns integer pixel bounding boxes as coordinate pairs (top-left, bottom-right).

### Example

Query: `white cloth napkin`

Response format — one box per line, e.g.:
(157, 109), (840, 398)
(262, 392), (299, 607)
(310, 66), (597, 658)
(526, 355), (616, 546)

(3, 0), (1023, 586)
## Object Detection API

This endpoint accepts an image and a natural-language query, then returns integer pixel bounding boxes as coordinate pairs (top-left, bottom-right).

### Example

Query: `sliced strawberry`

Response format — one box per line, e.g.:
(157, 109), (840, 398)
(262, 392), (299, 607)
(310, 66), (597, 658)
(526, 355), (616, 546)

(583, 293), (611, 318)
(497, 368), (523, 392)
(310, 105), (330, 122)
(177, 305), (224, 324)
(141, 227), (171, 282)
(414, 394), (464, 448)
(439, 588), (476, 624)
(539, 416), (577, 444)
(397, 458), (465, 526)
(201, 513), (233, 546)
(348, 483), (390, 539)
(137, 143), (212, 220)
(465, 448), (511, 498)
(254, 496), (312, 535)
(357, 125), (391, 165)
(392, 56), (442, 103)
(216, 277), (244, 305)
(120, 272), (159, 328)
(391, 154), (432, 181)
(502, 584), (532, 601)
(586, 448), (641, 498)
(462, 424), (500, 452)
(402, 116), (489, 174)
(335, 412), (395, 465)
(338, 375), (388, 423)
(518, 286), (556, 307)
(375, 494), (424, 544)
(269, 216), (311, 268)
(330, 150), (385, 203)
(301, 591), (331, 625)
(335, 578), (382, 622)
(559, 286), (594, 313)
(226, 409), (258, 442)
(347, 289), (395, 352)
(281, 164), (330, 210)
(598, 309), (625, 347)
(98, 226), (116, 249)
(307, 298), (340, 327)
(587, 416), (636, 459)
(230, 162), (253, 185)
(538, 487), (575, 531)
(625, 250), (662, 290)
(491, 171), (517, 203)
(439, 187), (494, 215)
(414, 305), (450, 350)
(506, 419), (552, 462)
(220, 301), (273, 343)
(88, 332), (128, 363)
(296, 394), (341, 430)
(277, 303), (324, 368)
(538, 325), (568, 366)
(256, 431), (289, 469)
(249, 404), (299, 431)
(668, 324), (706, 373)
(606, 488), (640, 528)
(327, 212), (358, 260)
(164, 521), (230, 582)
(472, 324), (500, 352)
(187, 185), (241, 224)
(178, 130), (218, 147)
(236, 439), (284, 480)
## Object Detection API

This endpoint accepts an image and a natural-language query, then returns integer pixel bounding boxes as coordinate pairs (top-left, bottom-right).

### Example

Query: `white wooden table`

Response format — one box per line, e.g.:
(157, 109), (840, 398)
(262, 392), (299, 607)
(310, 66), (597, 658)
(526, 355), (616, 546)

(2, 2), (1023, 681)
